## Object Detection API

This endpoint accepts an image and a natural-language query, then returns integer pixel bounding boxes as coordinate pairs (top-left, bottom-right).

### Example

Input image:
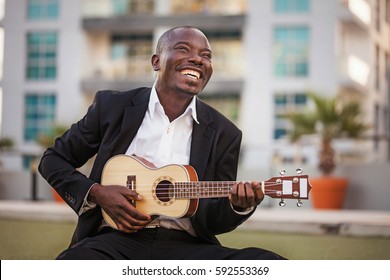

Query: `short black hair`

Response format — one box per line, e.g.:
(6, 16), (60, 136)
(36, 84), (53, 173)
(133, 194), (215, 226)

(155, 26), (202, 54)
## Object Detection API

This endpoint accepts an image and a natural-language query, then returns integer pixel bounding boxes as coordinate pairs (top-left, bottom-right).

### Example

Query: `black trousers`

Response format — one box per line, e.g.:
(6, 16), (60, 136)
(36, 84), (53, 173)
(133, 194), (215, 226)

(57, 227), (285, 260)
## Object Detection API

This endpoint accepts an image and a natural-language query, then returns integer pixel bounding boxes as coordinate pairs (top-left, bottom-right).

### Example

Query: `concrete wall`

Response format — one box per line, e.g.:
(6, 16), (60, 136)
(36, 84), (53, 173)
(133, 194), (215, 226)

(0, 170), (52, 201)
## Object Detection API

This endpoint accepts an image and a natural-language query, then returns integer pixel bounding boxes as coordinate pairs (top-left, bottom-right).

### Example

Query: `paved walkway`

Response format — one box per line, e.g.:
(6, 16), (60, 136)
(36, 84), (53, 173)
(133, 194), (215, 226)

(1, 200), (389, 238)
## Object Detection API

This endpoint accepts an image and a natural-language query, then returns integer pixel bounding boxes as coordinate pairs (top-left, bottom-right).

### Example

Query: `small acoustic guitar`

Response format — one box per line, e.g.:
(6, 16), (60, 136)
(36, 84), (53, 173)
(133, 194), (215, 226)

(101, 155), (312, 229)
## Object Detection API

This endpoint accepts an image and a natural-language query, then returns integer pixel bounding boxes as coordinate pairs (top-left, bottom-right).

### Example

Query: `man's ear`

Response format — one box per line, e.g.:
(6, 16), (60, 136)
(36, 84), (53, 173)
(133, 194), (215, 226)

(151, 54), (160, 71)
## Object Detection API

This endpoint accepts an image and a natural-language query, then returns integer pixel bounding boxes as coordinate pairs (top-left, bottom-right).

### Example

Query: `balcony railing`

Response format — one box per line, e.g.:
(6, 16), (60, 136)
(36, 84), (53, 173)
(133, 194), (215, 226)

(82, 0), (246, 18)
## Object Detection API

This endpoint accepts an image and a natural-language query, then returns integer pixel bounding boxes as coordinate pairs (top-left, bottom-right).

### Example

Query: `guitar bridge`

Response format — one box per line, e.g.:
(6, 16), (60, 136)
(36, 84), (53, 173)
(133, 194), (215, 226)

(127, 175), (136, 207)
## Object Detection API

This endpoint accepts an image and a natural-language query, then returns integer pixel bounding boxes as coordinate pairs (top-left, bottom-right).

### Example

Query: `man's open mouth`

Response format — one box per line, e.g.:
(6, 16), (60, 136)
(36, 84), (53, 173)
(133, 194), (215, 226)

(180, 69), (201, 80)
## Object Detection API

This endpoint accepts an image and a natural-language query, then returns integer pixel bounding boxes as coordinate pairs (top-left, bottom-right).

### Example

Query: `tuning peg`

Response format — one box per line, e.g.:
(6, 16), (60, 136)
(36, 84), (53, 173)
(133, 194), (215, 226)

(296, 199), (303, 207)
(279, 169), (286, 176)
(296, 168), (303, 174)
(279, 199), (286, 207)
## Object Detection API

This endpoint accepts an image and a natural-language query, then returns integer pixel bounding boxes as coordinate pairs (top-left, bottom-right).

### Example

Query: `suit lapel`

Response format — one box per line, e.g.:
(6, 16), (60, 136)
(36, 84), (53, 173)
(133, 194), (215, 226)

(112, 88), (151, 155)
(190, 99), (215, 181)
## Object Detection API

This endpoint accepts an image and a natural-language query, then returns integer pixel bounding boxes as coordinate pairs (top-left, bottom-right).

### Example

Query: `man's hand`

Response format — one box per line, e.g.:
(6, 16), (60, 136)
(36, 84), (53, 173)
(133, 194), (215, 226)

(89, 184), (151, 233)
(229, 181), (264, 212)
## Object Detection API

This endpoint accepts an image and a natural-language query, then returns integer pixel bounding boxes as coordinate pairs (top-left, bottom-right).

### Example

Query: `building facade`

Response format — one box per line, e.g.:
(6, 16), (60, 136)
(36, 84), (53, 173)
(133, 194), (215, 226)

(1, 0), (389, 172)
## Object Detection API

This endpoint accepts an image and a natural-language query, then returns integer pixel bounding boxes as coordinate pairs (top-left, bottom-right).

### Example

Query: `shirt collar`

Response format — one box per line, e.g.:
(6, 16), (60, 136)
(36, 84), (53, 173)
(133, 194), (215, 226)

(150, 84), (199, 124)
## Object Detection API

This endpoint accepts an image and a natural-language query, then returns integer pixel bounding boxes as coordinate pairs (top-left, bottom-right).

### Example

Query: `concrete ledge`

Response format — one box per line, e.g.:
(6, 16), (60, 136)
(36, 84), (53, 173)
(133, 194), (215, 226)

(242, 208), (390, 237)
(0, 200), (77, 223)
(1, 200), (390, 237)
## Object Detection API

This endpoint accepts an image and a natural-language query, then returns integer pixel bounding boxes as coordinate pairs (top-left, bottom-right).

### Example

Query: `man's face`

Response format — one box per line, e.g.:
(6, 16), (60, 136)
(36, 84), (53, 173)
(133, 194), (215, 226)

(152, 28), (213, 97)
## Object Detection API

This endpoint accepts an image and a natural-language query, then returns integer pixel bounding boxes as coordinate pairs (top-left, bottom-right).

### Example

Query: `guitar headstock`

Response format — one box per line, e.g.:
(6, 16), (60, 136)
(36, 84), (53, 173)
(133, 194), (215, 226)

(264, 172), (312, 207)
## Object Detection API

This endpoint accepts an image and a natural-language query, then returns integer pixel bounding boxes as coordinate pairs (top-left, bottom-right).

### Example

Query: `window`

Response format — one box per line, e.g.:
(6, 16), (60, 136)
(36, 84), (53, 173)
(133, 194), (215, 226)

(273, 26), (310, 77)
(112, 0), (154, 15)
(24, 94), (56, 141)
(200, 94), (240, 123)
(273, 92), (307, 139)
(110, 33), (152, 78)
(27, 0), (59, 20)
(205, 30), (243, 78)
(171, 0), (246, 15)
(274, 0), (310, 13)
(26, 32), (58, 80)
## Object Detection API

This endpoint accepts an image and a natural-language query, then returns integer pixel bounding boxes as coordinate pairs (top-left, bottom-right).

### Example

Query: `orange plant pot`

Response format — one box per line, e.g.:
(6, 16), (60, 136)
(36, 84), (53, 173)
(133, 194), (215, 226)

(310, 177), (349, 209)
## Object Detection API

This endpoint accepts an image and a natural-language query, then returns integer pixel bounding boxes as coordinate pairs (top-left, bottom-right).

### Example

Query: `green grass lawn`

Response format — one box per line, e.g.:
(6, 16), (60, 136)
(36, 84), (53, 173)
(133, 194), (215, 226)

(1, 218), (389, 260)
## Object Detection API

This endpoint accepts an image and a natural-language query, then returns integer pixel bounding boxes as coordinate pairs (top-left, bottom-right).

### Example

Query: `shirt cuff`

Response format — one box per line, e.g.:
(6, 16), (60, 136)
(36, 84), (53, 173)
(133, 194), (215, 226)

(78, 183), (98, 216)
(230, 202), (255, 215)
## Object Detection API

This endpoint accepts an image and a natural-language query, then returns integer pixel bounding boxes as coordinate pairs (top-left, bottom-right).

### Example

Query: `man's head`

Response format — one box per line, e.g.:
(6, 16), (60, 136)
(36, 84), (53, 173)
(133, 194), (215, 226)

(152, 26), (213, 97)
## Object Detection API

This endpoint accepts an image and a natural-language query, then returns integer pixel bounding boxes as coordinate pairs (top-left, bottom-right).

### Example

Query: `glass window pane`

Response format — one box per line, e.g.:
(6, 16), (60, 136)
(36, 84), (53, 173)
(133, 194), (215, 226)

(27, 0), (59, 20)
(273, 26), (309, 77)
(24, 94), (56, 141)
(47, 3), (59, 18)
(274, 95), (287, 105)
(26, 32), (57, 80)
(274, 0), (310, 13)
(274, 128), (287, 139)
(294, 94), (307, 104)
(110, 33), (153, 78)
(45, 67), (56, 78)
(273, 92), (308, 139)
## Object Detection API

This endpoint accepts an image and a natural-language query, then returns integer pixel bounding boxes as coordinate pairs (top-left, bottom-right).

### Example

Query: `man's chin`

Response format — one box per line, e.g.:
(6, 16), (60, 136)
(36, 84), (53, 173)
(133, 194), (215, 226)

(176, 85), (203, 97)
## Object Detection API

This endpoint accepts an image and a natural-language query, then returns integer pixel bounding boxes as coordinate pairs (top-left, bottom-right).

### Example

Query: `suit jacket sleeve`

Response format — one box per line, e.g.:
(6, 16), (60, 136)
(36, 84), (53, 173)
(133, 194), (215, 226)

(38, 92), (105, 213)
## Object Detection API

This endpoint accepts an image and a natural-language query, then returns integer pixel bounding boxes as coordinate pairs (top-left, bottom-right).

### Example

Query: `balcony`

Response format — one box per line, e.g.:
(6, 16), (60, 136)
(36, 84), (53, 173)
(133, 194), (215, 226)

(82, 14), (245, 33)
(82, 0), (246, 32)
(338, 0), (371, 31)
(338, 54), (370, 93)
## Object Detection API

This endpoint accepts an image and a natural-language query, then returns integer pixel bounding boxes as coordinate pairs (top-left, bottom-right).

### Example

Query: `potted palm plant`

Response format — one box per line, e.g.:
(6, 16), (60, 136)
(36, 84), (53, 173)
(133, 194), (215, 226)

(285, 92), (370, 209)
(0, 137), (14, 170)
(37, 124), (68, 202)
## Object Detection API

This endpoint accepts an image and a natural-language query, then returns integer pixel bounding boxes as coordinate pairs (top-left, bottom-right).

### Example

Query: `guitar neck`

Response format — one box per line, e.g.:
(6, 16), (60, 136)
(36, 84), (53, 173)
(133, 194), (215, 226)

(174, 174), (311, 200)
(175, 181), (241, 199)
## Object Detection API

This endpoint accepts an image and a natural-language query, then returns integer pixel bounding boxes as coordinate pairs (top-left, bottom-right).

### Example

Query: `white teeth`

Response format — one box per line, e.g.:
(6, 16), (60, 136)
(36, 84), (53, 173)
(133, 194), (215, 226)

(180, 69), (200, 79)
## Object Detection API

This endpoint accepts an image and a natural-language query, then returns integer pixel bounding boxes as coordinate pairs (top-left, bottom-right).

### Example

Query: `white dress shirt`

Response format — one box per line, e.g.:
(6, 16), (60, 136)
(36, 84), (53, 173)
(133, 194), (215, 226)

(125, 85), (199, 236)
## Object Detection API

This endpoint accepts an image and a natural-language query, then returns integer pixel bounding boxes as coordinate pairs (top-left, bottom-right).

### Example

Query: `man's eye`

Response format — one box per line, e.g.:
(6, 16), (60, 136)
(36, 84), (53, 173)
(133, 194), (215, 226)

(178, 46), (189, 52)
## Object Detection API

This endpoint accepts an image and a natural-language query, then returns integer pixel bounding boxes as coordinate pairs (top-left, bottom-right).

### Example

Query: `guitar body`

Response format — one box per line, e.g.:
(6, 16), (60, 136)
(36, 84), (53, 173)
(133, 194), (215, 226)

(101, 155), (199, 229)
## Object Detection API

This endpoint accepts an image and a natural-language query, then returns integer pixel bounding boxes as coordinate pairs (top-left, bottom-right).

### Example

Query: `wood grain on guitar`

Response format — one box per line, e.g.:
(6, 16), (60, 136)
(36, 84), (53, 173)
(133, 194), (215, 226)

(101, 155), (312, 229)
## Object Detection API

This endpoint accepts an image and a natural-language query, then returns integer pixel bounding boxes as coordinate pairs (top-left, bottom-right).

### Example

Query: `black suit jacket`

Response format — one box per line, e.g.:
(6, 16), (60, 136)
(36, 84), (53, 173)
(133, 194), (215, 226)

(39, 87), (254, 246)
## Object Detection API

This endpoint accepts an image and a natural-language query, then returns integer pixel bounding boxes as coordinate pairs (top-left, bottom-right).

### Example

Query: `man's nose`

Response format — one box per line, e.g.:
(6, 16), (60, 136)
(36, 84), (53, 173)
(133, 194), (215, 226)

(188, 52), (203, 65)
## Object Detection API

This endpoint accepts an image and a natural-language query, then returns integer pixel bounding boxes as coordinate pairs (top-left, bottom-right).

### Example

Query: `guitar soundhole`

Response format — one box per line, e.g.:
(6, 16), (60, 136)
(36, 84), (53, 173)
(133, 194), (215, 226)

(155, 180), (174, 203)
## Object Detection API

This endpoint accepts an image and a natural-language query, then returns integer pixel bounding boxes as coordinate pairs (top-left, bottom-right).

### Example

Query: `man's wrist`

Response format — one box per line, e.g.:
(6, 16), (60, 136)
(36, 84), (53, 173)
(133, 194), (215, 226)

(88, 183), (102, 204)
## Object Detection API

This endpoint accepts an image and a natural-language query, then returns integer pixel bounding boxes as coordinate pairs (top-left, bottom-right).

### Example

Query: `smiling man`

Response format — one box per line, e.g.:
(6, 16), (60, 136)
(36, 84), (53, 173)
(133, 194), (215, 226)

(38, 26), (284, 260)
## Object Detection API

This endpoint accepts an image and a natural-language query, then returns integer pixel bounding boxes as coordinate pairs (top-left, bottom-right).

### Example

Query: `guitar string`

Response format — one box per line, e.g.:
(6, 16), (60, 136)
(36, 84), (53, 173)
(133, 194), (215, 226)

(117, 183), (281, 192)
(118, 181), (284, 189)
(119, 190), (290, 200)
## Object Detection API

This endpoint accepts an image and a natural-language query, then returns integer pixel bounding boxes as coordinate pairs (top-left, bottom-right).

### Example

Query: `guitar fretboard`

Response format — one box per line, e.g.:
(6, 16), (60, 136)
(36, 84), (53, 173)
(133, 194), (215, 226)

(174, 181), (236, 198)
